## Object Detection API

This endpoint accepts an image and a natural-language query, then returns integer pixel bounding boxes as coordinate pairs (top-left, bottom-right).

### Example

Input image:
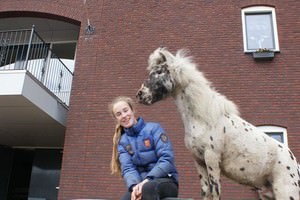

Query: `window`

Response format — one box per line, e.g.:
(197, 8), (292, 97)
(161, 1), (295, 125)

(257, 125), (288, 145)
(241, 6), (280, 52)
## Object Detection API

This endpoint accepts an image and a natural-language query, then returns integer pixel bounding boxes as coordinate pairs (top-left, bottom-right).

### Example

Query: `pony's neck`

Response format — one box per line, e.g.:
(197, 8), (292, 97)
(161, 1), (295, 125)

(173, 72), (239, 126)
(174, 82), (217, 125)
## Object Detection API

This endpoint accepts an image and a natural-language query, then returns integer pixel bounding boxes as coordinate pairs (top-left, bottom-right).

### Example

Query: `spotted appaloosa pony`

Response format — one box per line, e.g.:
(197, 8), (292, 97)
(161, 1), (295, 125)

(136, 47), (300, 200)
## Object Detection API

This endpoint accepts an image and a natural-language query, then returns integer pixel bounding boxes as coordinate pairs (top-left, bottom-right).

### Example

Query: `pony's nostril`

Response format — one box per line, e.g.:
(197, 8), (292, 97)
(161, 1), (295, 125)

(137, 90), (143, 97)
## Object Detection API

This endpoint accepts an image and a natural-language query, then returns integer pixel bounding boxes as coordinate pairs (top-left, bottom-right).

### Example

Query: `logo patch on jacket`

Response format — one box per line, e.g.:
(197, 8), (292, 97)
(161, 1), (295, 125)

(126, 144), (134, 155)
(160, 134), (168, 143)
(144, 138), (151, 148)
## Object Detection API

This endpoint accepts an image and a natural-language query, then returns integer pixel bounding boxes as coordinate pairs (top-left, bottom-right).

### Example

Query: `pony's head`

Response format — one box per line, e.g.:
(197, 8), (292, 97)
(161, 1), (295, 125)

(137, 47), (176, 105)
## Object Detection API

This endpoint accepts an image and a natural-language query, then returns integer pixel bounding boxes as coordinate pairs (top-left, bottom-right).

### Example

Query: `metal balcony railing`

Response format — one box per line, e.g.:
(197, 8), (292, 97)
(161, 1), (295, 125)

(0, 26), (73, 106)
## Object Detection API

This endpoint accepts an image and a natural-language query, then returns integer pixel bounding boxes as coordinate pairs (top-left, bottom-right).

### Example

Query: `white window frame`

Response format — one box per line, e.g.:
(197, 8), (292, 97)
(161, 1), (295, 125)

(241, 6), (280, 52)
(257, 125), (288, 146)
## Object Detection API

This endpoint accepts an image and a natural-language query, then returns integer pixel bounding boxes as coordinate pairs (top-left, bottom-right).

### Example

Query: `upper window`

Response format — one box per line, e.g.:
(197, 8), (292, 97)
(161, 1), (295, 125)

(241, 6), (280, 52)
(257, 125), (288, 146)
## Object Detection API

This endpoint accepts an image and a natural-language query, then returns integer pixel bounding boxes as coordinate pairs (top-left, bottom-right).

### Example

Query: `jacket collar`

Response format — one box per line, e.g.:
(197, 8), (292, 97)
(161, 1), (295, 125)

(123, 117), (145, 136)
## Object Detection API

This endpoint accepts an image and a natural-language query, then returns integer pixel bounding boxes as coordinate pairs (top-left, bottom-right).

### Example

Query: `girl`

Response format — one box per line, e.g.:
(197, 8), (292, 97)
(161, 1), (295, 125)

(109, 96), (179, 200)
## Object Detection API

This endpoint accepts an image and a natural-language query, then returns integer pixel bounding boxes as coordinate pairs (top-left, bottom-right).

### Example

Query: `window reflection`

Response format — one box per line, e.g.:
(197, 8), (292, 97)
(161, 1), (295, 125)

(265, 132), (284, 143)
(246, 13), (274, 50)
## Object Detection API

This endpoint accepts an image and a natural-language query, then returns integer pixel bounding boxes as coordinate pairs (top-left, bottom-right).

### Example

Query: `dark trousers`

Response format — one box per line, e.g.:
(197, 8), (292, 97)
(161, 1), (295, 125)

(121, 178), (178, 200)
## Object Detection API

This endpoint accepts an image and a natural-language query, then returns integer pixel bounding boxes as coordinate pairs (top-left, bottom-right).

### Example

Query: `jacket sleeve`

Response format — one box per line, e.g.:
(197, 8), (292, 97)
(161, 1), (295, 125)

(145, 123), (176, 179)
(118, 139), (142, 190)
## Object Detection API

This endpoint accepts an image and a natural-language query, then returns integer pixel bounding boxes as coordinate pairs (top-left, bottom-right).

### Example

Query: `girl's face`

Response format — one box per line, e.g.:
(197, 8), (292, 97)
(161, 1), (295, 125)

(112, 101), (137, 128)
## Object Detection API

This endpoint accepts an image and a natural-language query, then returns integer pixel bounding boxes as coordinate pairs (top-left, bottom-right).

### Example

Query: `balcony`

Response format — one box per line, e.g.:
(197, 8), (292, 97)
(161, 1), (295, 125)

(0, 26), (75, 148)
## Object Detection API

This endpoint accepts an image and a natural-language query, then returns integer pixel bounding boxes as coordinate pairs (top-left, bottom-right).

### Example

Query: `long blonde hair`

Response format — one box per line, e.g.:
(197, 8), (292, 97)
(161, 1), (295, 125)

(109, 96), (135, 176)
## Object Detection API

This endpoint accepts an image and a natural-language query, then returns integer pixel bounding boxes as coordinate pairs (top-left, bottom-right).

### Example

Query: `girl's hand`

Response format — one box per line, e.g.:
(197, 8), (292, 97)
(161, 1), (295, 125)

(131, 188), (141, 200)
(131, 179), (149, 200)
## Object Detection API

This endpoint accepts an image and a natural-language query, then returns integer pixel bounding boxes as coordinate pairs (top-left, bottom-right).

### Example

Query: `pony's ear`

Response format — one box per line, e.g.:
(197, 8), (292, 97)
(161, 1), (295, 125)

(148, 47), (168, 70)
(159, 52), (167, 64)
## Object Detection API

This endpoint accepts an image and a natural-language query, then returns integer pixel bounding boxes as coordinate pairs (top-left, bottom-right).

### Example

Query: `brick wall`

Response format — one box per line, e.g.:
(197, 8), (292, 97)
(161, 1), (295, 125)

(1, 1), (300, 200)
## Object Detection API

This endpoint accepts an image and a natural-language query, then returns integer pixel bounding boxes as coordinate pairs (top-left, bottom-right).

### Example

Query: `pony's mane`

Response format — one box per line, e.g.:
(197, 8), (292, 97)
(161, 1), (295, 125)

(170, 48), (240, 122)
(173, 49), (209, 87)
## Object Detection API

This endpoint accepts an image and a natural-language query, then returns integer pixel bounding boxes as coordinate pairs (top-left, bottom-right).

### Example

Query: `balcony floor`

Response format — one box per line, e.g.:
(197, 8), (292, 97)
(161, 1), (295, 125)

(0, 70), (68, 148)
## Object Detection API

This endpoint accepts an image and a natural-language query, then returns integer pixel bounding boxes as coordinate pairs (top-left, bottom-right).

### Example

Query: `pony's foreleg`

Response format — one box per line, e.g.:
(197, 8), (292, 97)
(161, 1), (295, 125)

(257, 186), (275, 200)
(194, 160), (212, 200)
(204, 150), (222, 200)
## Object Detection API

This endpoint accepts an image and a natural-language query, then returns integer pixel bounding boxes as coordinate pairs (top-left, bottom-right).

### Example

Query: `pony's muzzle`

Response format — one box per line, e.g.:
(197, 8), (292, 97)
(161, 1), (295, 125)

(136, 85), (145, 102)
(136, 84), (152, 105)
(136, 90), (143, 101)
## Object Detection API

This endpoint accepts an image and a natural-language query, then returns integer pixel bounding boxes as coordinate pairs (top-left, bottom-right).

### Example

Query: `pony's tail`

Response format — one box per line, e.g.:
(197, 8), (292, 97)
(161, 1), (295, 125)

(110, 124), (122, 176)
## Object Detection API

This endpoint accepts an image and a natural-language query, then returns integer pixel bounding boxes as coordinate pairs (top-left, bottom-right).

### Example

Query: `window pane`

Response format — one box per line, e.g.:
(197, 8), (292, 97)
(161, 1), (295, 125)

(245, 13), (275, 50)
(265, 132), (283, 143)
(52, 43), (76, 60)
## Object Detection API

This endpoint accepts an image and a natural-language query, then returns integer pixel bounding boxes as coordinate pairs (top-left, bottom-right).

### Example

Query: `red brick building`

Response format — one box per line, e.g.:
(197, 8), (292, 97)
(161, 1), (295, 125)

(0, 1), (299, 200)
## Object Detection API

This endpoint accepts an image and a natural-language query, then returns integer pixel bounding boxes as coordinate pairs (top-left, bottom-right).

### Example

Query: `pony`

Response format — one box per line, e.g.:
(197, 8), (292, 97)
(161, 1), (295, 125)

(136, 47), (300, 200)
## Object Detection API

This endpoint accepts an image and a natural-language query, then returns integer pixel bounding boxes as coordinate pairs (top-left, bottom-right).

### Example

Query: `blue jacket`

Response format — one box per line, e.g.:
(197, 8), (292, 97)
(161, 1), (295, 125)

(118, 117), (178, 190)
